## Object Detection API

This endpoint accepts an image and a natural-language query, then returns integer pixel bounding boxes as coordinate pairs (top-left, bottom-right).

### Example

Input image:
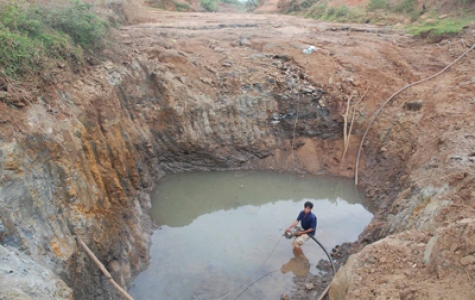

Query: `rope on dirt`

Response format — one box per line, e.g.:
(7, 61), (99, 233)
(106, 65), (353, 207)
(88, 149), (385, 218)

(76, 237), (134, 300)
(214, 235), (283, 300)
(355, 41), (475, 185)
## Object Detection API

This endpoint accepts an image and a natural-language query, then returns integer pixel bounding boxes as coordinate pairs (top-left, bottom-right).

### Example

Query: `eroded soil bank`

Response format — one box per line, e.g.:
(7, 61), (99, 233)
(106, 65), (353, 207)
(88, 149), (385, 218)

(1, 10), (475, 300)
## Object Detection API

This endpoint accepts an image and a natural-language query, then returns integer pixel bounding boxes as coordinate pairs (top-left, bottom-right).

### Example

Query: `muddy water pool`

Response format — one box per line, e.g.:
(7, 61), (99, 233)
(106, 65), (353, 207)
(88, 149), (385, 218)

(129, 170), (374, 300)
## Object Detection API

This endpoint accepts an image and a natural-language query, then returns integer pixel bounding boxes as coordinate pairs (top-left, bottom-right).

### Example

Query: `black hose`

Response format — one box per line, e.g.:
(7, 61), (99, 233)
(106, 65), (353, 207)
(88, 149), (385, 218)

(309, 235), (337, 276)
(232, 234), (336, 300)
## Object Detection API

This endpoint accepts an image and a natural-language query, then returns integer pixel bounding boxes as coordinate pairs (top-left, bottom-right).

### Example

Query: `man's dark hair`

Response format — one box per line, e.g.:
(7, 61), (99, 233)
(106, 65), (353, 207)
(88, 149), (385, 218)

(304, 201), (313, 209)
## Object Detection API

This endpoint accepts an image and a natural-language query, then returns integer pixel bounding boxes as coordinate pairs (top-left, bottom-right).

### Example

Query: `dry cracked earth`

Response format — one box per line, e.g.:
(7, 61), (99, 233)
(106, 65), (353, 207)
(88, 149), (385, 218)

(1, 9), (475, 300)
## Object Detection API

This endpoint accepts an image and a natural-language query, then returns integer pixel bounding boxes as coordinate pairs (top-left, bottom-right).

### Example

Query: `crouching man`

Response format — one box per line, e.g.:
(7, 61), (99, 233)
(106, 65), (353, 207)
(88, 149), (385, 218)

(284, 201), (317, 257)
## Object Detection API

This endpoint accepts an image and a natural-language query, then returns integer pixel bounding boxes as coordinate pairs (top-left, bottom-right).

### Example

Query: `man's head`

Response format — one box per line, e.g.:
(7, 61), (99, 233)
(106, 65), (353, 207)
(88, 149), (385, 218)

(303, 201), (313, 214)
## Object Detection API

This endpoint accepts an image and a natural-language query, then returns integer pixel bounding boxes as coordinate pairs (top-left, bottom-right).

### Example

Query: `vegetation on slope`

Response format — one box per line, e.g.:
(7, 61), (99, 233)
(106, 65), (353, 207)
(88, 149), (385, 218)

(407, 17), (474, 38)
(200, 0), (219, 11)
(0, 0), (111, 79)
(145, 0), (192, 12)
(286, 0), (475, 39)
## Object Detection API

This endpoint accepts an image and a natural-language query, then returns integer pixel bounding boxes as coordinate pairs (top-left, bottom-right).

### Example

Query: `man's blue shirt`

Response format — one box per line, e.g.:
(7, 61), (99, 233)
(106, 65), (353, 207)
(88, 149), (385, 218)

(297, 211), (317, 236)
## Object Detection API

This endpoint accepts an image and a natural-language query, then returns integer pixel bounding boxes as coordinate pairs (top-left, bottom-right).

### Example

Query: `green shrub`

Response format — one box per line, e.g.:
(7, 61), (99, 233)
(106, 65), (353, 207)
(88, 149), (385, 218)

(286, 0), (318, 12)
(367, 0), (388, 11)
(174, 1), (191, 12)
(408, 18), (474, 38)
(200, 0), (218, 11)
(298, 0), (318, 10)
(322, 5), (351, 20)
(0, 26), (41, 76)
(346, 6), (367, 22)
(45, 1), (109, 51)
(411, 9), (424, 21)
(0, 0), (110, 78)
(306, 3), (365, 22)
(305, 2), (328, 19)
(334, 5), (349, 17)
(220, 0), (241, 4)
(392, 0), (416, 13)
(324, 6), (338, 18)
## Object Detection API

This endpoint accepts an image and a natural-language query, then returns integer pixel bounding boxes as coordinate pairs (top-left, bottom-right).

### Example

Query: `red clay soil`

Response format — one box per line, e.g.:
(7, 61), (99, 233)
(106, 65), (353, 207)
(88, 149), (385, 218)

(1, 8), (475, 300)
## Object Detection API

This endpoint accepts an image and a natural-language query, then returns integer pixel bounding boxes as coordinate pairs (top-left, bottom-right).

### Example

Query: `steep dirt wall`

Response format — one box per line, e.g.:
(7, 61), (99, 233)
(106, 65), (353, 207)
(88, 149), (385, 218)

(0, 31), (346, 299)
(0, 78), (155, 298)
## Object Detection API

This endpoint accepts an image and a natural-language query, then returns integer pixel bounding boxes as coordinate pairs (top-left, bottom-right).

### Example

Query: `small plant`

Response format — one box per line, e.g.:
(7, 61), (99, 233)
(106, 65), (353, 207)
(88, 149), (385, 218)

(46, 1), (109, 51)
(321, 5), (352, 21)
(220, 0), (241, 4)
(411, 9), (424, 21)
(407, 18), (474, 38)
(334, 5), (349, 17)
(392, 0), (416, 13)
(367, 0), (388, 11)
(298, 0), (318, 10)
(305, 2), (328, 19)
(174, 1), (191, 11)
(306, 3), (365, 23)
(320, 6), (337, 19)
(200, 0), (218, 11)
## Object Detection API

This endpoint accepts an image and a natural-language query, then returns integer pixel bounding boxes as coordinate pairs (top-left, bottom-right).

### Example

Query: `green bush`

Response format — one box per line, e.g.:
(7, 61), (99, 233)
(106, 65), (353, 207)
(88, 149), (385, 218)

(220, 0), (241, 4)
(287, 0), (317, 13)
(322, 5), (351, 20)
(174, 1), (191, 12)
(200, 0), (218, 11)
(393, 0), (416, 13)
(298, 0), (318, 10)
(411, 9), (424, 21)
(305, 2), (328, 19)
(306, 3), (365, 22)
(0, 0), (109, 78)
(366, 0), (388, 11)
(46, 2), (109, 51)
(0, 26), (41, 76)
(334, 5), (349, 17)
(408, 18), (474, 38)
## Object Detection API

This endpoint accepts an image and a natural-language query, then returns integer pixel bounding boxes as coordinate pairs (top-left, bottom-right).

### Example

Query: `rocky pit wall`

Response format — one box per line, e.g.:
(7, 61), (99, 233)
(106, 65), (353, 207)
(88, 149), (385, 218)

(1, 12), (475, 300)
(0, 22), (347, 300)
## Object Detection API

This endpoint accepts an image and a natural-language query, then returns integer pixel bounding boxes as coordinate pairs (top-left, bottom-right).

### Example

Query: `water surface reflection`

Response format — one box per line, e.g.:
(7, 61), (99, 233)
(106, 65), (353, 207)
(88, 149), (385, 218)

(129, 171), (374, 300)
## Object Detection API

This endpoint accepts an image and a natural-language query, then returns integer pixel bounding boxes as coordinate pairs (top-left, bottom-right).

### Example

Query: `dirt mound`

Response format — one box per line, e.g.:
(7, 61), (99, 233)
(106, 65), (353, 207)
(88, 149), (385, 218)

(108, 0), (153, 24)
(255, 0), (283, 13)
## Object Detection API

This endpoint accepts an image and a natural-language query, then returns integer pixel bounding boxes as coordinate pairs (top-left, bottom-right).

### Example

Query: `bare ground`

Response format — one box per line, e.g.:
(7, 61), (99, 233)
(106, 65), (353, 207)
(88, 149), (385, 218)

(1, 7), (475, 300)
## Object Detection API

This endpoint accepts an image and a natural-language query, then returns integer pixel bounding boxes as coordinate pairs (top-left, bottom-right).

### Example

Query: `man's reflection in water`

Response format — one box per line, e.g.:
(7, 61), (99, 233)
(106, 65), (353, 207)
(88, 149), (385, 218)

(280, 248), (310, 277)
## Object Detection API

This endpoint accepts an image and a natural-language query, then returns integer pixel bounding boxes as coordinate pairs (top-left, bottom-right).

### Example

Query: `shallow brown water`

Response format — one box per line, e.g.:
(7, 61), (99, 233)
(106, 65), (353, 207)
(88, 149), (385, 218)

(129, 170), (374, 300)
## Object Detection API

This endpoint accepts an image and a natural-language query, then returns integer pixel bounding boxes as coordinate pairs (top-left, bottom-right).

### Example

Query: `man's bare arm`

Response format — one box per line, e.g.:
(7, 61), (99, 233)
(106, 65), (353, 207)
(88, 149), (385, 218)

(285, 220), (299, 232)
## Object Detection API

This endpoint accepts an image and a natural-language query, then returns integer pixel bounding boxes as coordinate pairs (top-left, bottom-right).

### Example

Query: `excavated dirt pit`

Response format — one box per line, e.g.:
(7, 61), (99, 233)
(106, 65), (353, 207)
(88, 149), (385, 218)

(1, 8), (475, 300)
(129, 170), (373, 300)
